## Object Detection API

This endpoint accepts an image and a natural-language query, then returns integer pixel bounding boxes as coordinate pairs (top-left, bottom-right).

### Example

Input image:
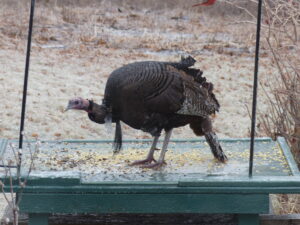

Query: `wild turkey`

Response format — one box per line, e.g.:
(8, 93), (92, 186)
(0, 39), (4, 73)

(65, 56), (227, 168)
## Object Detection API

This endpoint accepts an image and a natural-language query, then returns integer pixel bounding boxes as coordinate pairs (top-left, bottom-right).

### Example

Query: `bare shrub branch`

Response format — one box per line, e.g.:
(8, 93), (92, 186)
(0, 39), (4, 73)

(1, 135), (39, 225)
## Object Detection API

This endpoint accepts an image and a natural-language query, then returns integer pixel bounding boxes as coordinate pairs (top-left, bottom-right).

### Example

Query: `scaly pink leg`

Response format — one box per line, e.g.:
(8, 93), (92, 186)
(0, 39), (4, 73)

(142, 129), (172, 169)
(130, 136), (159, 166)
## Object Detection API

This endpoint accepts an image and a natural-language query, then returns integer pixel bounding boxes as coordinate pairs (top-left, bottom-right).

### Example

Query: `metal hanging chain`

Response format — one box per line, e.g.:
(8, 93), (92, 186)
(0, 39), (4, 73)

(249, 0), (263, 177)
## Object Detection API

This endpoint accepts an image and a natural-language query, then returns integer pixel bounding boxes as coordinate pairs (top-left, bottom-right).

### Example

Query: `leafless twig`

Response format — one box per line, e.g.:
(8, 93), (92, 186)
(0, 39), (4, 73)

(0, 134), (39, 225)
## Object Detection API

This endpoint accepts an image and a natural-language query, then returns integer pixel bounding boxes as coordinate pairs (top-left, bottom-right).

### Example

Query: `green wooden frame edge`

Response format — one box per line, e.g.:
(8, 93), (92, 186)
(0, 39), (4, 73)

(19, 193), (269, 214)
(277, 136), (300, 176)
(5, 137), (273, 144)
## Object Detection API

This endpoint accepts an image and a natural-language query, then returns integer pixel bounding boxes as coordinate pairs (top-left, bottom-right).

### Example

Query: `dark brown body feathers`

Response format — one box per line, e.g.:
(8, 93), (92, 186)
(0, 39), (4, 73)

(103, 58), (218, 134)
(88, 56), (227, 161)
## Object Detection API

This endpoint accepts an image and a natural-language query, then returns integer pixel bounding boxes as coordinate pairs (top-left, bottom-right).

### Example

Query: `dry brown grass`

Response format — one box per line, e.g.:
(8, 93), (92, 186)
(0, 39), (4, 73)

(271, 194), (300, 214)
(0, 0), (259, 54)
(260, 0), (300, 163)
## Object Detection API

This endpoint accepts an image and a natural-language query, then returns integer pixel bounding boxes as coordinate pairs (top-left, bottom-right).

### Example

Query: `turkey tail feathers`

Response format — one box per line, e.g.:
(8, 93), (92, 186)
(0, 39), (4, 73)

(180, 55), (196, 67)
(113, 120), (122, 154)
(204, 132), (227, 162)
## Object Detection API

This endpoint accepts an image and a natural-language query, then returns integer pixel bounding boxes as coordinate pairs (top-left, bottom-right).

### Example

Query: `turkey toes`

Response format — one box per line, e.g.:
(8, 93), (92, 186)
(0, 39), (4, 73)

(130, 158), (156, 166)
(215, 152), (228, 163)
(140, 161), (166, 169)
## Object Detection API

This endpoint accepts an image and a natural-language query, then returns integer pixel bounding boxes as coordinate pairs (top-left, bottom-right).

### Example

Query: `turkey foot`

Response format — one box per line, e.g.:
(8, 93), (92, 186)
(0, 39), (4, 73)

(130, 136), (159, 166)
(130, 157), (156, 166)
(215, 150), (227, 163)
(141, 160), (166, 169)
(140, 130), (172, 169)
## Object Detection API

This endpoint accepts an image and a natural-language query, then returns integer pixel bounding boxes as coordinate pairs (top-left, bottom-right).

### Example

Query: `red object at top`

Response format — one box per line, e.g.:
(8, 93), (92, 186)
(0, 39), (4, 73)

(192, 0), (217, 6)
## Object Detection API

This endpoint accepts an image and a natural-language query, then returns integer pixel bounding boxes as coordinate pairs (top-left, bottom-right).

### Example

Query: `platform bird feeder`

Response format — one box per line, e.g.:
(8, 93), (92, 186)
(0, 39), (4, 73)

(1, 1), (300, 225)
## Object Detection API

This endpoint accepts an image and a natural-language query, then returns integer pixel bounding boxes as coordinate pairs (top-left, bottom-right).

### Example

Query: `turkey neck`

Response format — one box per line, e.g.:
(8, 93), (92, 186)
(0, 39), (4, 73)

(87, 102), (116, 124)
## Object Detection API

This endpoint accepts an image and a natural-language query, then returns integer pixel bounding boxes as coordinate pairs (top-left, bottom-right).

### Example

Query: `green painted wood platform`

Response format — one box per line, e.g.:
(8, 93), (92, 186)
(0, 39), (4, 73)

(1, 137), (300, 225)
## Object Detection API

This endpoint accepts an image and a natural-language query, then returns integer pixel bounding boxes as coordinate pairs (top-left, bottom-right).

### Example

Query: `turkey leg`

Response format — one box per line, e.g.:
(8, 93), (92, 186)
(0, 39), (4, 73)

(204, 132), (227, 162)
(201, 119), (227, 162)
(142, 129), (172, 169)
(190, 118), (227, 162)
(130, 136), (159, 166)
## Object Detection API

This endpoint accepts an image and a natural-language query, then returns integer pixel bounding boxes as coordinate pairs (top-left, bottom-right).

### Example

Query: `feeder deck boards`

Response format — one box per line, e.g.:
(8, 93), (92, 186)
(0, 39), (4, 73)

(1, 137), (300, 225)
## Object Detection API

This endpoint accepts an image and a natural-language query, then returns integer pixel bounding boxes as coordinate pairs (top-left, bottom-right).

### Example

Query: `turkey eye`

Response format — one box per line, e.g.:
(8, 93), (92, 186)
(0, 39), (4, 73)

(75, 100), (79, 105)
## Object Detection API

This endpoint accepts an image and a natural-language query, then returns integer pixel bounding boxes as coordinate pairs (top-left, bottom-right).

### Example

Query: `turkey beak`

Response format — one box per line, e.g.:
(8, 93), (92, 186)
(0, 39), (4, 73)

(64, 101), (73, 112)
(64, 106), (70, 112)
